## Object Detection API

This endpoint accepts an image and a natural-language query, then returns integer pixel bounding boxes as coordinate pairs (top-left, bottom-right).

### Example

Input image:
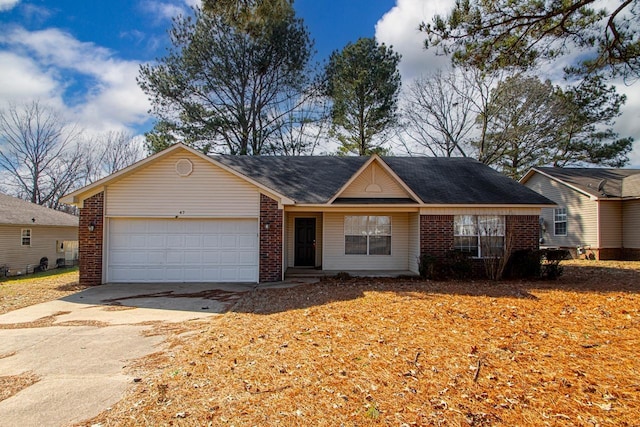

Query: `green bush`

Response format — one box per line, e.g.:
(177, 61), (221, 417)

(505, 249), (541, 279)
(504, 249), (569, 280)
(418, 251), (473, 280)
(418, 253), (439, 279)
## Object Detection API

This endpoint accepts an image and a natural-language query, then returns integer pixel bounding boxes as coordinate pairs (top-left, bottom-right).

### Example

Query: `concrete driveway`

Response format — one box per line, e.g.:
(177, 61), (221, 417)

(0, 282), (254, 427)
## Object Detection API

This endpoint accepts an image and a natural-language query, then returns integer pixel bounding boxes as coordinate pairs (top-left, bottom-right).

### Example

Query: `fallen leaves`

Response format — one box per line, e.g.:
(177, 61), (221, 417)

(70, 260), (640, 425)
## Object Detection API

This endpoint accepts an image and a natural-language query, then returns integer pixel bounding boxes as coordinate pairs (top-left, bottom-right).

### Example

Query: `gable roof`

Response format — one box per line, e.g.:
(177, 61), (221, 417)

(61, 144), (293, 206)
(216, 155), (554, 205)
(61, 143), (554, 207)
(328, 155), (421, 203)
(0, 193), (78, 227)
(522, 167), (640, 199)
(214, 155), (368, 204)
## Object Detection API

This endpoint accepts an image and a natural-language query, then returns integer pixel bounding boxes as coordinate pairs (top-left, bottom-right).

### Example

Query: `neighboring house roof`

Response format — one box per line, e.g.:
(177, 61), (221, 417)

(522, 167), (640, 199)
(217, 155), (554, 205)
(0, 193), (78, 227)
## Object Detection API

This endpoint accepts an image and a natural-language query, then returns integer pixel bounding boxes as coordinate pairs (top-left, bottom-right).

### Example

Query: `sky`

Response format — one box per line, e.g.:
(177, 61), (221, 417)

(0, 0), (639, 165)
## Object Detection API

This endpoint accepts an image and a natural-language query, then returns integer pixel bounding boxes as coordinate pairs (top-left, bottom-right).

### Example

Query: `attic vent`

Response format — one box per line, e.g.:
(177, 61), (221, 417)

(365, 164), (382, 193)
(365, 183), (382, 193)
(175, 159), (193, 177)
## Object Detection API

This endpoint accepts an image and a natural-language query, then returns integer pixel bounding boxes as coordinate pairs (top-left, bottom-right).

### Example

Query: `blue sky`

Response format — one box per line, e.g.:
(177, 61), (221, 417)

(0, 0), (639, 164)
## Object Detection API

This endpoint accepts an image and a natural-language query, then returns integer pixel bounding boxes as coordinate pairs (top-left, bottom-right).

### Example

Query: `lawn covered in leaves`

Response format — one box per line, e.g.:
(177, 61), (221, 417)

(82, 260), (639, 426)
(0, 267), (84, 315)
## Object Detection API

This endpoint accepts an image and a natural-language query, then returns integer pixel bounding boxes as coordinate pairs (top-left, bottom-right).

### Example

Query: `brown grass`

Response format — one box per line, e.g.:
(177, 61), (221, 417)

(0, 372), (40, 402)
(74, 260), (640, 426)
(0, 268), (87, 315)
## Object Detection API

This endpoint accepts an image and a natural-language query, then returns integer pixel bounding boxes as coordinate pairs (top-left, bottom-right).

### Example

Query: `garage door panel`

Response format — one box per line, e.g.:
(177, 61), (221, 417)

(202, 251), (221, 264)
(108, 218), (259, 283)
(203, 236), (220, 248)
(184, 235), (202, 247)
(238, 235), (256, 248)
(220, 235), (238, 248)
(146, 251), (166, 264)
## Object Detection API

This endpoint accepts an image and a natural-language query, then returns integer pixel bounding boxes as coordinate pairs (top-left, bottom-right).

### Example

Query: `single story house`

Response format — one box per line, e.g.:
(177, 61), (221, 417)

(0, 193), (79, 275)
(520, 167), (640, 260)
(61, 144), (553, 285)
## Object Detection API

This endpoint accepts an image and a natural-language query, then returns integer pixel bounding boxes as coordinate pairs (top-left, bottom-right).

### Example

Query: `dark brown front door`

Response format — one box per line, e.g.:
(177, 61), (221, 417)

(295, 218), (316, 266)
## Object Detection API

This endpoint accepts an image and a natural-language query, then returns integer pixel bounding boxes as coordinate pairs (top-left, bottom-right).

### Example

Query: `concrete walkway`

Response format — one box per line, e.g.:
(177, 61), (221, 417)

(0, 282), (254, 427)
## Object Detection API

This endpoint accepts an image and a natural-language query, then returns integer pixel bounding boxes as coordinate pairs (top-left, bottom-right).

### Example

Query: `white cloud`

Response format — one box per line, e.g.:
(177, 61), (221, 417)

(0, 51), (58, 101)
(376, 0), (640, 165)
(0, 0), (20, 12)
(375, 0), (453, 81)
(614, 82), (640, 167)
(0, 26), (151, 134)
(140, 0), (200, 22)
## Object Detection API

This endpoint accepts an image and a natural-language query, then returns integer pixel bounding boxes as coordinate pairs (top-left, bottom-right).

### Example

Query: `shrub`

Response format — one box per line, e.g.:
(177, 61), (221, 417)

(443, 250), (473, 279)
(504, 248), (570, 280)
(334, 271), (352, 280)
(541, 249), (569, 280)
(505, 249), (542, 279)
(419, 251), (474, 280)
(418, 253), (439, 279)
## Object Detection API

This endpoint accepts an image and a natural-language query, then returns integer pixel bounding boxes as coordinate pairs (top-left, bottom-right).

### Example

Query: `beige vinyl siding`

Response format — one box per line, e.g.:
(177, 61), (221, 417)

(323, 212), (409, 270)
(340, 163), (409, 198)
(524, 173), (597, 248)
(598, 201), (623, 248)
(623, 199), (640, 248)
(286, 212), (323, 267)
(0, 225), (77, 270)
(408, 213), (420, 274)
(106, 151), (259, 218)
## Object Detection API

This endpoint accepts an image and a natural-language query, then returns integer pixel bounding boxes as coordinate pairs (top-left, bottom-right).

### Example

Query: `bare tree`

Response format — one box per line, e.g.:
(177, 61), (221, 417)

(82, 131), (145, 184)
(400, 69), (475, 157)
(265, 88), (331, 155)
(0, 101), (84, 208)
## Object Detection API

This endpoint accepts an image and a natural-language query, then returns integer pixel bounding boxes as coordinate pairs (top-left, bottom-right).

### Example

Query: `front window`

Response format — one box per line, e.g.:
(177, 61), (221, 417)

(454, 215), (505, 257)
(345, 216), (391, 255)
(554, 208), (567, 236)
(21, 229), (31, 246)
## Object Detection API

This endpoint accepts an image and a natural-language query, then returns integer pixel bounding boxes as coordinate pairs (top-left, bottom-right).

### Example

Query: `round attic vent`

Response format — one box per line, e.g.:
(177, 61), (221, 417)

(175, 159), (193, 177)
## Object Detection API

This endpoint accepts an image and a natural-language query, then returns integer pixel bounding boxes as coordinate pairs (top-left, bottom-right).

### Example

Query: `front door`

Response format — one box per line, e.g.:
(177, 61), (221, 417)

(295, 218), (316, 266)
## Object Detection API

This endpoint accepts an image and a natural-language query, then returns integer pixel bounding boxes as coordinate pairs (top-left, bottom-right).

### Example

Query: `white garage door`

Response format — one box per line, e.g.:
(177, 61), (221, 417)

(108, 218), (258, 283)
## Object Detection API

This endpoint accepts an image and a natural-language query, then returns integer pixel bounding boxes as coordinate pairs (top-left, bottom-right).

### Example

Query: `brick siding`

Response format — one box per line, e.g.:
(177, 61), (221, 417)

(420, 214), (541, 277)
(419, 215), (454, 258)
(622, 248), (640, 261)
(78, 192), (104, 286)
(259, 194), (283, 282)
(506, 215), (539, 252)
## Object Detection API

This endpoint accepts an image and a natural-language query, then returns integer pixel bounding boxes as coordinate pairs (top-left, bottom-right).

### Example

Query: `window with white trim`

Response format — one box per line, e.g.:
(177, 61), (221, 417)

(454, 215), (505, 257)
(344, 216), (391, 255)
(554, 208), (567, 236)
(21, 228), (32, 246)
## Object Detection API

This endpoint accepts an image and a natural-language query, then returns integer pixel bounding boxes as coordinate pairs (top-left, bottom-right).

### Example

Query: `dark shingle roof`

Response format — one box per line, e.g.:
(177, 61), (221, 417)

(534, 167), (640, 198)
(384, 157), (554, 204)
(215, 155), (554, 205)
(214, 156), (368, 204)
(0, 193), (78, 227)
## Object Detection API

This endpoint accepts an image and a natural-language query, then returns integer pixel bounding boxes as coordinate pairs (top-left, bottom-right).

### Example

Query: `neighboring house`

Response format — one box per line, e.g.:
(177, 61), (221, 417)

(520, 167), (640, 260)
(0, 193), (79, 275)
(61, 143), (553, 286)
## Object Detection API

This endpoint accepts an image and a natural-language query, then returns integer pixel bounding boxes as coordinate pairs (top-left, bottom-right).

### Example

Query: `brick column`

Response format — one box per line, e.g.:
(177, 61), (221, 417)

(79, 192), (104, 286)
(506, 215), (539, 252)
(420, 215), (454, 258)
(259, 194), (283, 282)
